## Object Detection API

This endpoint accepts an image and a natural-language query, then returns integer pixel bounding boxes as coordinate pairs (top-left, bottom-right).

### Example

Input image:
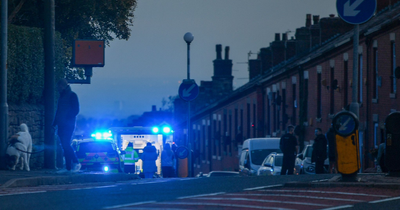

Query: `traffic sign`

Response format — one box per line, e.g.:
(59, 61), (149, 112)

(175, 146), (189, 159)
(337, 0), (376, 24)
(178, 79), (199, 101)
(333, 111), (359, 136)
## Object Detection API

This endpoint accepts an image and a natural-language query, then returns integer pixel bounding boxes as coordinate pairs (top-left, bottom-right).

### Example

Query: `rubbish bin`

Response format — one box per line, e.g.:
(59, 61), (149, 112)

(332, 111), (360, 175)
(384, 112), (400, 171)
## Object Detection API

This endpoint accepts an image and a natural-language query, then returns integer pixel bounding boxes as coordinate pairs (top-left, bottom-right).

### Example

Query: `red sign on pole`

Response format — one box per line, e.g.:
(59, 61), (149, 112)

(73, 40), (105, 67)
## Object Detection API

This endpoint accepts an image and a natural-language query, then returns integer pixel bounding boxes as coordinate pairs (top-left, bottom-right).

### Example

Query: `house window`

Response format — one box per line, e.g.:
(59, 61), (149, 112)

(374, 123), (379, 148)
(330, 65), (335, 114)
(253, 103), (256, 138)
(344, 59), (349, 106)
(373, 47), (378, 99)
(247, 103), (250, 138)
(391, 41), (396, 94)
(317, 71), (322, 118)
(292, 83), (296, 125)
(359, 53), (363, 103)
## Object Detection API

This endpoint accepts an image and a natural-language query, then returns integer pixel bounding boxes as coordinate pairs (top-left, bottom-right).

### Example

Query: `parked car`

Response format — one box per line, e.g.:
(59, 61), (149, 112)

(239, 138), (281, 176)
(294, 145), (329, 175)
(257, 152), (283, 176)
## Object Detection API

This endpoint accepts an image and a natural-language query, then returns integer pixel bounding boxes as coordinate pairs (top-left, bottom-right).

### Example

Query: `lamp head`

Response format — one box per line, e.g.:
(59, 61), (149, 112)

(183, 32), (194, 44)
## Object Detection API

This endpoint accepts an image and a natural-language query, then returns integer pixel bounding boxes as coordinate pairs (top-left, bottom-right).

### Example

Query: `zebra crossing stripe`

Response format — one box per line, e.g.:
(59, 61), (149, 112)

(193, 197), (330, 207)
(260, 189), (390, 197)
(227, 193), (362, 202)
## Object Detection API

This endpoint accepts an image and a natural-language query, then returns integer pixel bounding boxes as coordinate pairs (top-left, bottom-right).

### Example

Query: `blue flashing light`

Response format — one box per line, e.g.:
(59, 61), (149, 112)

(162, 127), (171, 134)
(152, 127), (159, 133)
(103, 166), (109, 172)
(91, 130), (113, 140)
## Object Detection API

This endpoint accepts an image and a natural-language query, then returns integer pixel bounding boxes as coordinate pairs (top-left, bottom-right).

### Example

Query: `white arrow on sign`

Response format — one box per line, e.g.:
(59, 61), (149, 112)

(344, 0), (364, 16)
(183, 84), (196, 98)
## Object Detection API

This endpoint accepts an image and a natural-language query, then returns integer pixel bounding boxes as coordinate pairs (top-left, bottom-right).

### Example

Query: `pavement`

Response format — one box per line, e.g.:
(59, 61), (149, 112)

(1, 168), (400, 190)
(0, 169), (140, 188)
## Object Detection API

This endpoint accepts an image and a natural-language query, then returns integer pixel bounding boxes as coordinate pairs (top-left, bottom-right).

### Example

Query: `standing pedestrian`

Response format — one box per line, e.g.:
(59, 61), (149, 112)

(53, 79), (81, 173)
(326, 126), (337, 174)
(312, 128), (327, 174)
(141, 142), (158, 178)
(161, 143), (175, 178)
(280, 125), (298, 175)
(377, 140), (388, 173)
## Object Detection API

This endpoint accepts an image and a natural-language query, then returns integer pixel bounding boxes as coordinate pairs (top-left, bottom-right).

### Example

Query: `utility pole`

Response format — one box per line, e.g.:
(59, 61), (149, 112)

(0, 0), (8, 170)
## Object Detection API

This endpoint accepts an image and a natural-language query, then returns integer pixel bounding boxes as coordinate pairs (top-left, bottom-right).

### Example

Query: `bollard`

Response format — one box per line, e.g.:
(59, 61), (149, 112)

(332, 111), (360, 180)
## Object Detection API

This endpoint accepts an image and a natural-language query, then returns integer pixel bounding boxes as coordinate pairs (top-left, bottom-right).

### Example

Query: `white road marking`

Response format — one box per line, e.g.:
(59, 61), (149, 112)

(193, 197), (330, 207)
(244, 184), (283, 191)
(157, 202), (294, 210)
(69, 185), (117, 190)
(228, 193), (362, 202)
(369, 196), (400, 203)
(0, 191), (47, 197)
(261, 189), (390, 197)
(320, 205), (354, 210)
(103, 201), (156, 209)
(177, 192), (225, 199)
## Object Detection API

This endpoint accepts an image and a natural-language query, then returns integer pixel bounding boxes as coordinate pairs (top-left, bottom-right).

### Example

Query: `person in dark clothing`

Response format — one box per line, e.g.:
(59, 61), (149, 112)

(280, 125), (298, 175)
(312, 128), (327, 174)
(326, 127), (337, 174)
(53, 79), (81, 173)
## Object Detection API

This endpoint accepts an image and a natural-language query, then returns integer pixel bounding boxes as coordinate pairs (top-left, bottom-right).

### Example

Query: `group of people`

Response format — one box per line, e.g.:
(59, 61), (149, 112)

(279, 125), (337, 175)
(140, 142), (176, 178)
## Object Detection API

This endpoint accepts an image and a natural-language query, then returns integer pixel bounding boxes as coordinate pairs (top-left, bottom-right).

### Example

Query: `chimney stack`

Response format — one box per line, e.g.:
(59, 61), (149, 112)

(282, 33), (288, 41)
(306, 14), (312, 27)
(329, 14), (335, 18)
(152, 105), (156, 112)
(225, 46), (230, 60)
(275, 33), (280, 41)
(216, 44), (222, 60)
(313, 15), (320, 25)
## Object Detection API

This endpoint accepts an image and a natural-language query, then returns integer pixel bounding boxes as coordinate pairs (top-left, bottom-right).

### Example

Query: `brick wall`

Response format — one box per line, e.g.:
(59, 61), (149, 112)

(8, 103), (45, 169)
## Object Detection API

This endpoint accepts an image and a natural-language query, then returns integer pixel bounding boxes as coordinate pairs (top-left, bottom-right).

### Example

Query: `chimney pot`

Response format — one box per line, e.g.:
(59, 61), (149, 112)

(313, 15), (320, 25)
(275, 33), (280, 41)
(216, 44), (222, 59)
(306, 14), (312, 27)
(225, 46), (230, 60)
(329, 14), (335, 18)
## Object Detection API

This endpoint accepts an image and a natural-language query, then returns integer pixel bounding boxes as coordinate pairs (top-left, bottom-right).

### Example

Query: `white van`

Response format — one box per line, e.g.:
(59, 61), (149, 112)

(239, 138), (282, 176)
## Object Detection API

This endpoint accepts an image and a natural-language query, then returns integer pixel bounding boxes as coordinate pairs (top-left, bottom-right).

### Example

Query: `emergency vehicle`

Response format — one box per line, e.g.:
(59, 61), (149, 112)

(75, 131), (125, 173)
(108, 126), (173, 175)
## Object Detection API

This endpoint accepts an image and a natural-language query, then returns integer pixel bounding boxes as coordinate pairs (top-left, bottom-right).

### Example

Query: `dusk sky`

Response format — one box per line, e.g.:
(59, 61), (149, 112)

(73, 0), (338, 119)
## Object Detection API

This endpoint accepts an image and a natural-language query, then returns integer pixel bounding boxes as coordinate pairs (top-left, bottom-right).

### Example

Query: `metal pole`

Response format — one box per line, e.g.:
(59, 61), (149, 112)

(187, 42), (192, 177)
(349, 24), (360, 175)
(350, 24), (359, 118)
(0, 0), (8, 170)
(44, 0), (56, 169)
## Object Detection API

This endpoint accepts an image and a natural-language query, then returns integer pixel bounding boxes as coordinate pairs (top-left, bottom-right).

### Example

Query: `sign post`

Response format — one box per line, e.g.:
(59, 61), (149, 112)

(337, 0), (376, 173)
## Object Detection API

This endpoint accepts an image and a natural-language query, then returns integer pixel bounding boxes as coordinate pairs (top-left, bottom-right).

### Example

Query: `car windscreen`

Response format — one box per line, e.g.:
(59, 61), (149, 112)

(275, 156), (283, 166)
(251, 149), (281, 165)
(78, 142), (115, 154)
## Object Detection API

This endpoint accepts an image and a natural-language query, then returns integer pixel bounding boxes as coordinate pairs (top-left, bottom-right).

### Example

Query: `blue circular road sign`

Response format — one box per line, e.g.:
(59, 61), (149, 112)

(333, 111), (359, 136)
(337, 0), (376, 25)
(179, 79), (199, 101)
(175, 146), (189, 159)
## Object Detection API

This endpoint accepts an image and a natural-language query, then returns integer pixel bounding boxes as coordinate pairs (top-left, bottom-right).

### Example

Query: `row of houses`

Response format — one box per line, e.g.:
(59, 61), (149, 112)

(173, 0), (400, 175)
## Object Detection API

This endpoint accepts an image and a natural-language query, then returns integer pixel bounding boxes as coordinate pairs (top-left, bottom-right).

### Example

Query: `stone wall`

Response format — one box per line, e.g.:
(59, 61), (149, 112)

(8, 103), (45, 169)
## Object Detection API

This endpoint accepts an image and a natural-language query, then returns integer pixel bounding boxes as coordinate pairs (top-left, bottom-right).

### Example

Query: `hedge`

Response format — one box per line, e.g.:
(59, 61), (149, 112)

(5, 24), (67, 104)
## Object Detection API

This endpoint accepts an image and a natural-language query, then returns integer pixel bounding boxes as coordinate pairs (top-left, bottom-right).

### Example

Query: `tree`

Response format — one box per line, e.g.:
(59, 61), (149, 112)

(5, 0), (137, 79)
(7, 0), (137, 44)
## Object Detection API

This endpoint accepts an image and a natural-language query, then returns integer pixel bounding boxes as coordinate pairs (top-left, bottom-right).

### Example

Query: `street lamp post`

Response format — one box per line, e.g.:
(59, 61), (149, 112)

(183, 32), (193, 177)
